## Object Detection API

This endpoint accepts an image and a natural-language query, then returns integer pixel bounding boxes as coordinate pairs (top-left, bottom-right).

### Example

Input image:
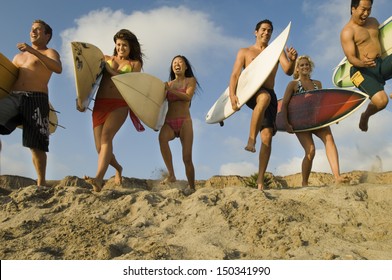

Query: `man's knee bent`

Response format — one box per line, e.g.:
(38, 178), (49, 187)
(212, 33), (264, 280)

(261, 128), (273, 142)
(255, 92), (271, 105)
(372, 91), (389, 110)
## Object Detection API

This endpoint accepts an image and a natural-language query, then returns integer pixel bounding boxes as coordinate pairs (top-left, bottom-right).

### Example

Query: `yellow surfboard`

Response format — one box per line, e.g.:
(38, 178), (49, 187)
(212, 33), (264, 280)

(0, 52), (58, 134)
(0, 53), (18, 99)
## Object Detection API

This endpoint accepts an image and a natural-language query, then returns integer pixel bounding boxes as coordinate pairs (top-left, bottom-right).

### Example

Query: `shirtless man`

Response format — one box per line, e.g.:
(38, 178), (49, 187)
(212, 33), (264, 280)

(0, 20), (62, 186)
(229, 19), (297, 190)
(340, 0), (392, 131)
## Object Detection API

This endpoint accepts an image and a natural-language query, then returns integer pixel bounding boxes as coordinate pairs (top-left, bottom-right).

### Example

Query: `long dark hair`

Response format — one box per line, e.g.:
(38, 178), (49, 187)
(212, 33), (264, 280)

(113, 29), (144, 67)
(168, 55), (201, 95)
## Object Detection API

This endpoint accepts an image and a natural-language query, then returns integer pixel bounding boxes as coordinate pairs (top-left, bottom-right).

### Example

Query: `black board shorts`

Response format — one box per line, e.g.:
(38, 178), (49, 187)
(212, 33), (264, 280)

(0, 91), (50, 152)
(246, 87), (277, 135)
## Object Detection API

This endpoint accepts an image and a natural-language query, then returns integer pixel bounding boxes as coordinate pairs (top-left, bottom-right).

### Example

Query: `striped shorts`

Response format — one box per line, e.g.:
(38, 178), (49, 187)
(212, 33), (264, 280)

(0, 91), (50, 152)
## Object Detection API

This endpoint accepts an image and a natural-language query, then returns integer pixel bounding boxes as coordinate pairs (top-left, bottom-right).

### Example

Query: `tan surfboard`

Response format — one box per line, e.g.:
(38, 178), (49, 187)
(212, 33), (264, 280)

(111, 72), (168, 131)
(70, 42), (105, 111)
(0, 52), (58, 134)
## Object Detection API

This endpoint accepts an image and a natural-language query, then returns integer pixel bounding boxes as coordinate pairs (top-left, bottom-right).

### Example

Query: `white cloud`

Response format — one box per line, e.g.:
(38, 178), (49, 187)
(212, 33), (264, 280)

(0, 139), (73, 180)
(220, 161), (258, 176)
(223, 136), (243, 150)
(275, 156), (302, 176)
(192, 117), (205, 137)
(60, 6), (247, 81)
(0, 141), (34, 177)
(302, 0), (349, 68)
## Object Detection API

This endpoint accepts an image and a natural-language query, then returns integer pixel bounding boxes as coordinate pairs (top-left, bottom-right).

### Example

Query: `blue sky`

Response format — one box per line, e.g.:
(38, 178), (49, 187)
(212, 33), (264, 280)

(1, 0), (391, 181)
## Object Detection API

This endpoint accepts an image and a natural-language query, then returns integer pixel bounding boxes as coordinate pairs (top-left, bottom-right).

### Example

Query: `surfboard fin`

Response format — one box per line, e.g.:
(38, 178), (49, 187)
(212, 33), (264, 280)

(50, 108), (61, 114)
(50, 122), (66, 130)
(219, 121), (224, 127)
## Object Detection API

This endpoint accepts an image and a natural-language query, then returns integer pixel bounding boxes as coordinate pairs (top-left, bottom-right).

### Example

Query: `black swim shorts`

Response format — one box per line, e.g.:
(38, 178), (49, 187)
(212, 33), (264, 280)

(246, 87), (277, 135)
(0, 91), (50, 152)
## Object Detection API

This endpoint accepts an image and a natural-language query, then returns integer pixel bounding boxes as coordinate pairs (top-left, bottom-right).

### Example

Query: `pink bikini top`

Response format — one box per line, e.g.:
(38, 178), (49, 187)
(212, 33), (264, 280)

(166, 84), (187, 102)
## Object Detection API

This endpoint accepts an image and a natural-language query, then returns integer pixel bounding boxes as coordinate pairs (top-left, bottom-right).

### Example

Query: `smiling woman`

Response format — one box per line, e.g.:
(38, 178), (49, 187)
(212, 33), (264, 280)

(84, 29), (145, 192)
(159, 55), (200, 194)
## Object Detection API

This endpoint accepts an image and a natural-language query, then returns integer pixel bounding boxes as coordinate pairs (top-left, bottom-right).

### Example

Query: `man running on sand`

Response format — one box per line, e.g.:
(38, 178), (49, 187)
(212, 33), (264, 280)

(0, 19), (62, 187)
(229, 19), (297, 190)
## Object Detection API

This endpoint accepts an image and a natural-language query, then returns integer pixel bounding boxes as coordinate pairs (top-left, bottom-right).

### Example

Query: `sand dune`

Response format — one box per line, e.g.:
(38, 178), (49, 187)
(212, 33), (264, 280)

(1, 171), (392, 260)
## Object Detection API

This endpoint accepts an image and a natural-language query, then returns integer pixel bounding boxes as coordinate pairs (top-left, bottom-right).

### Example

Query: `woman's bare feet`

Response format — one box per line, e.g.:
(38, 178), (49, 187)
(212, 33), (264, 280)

(115, 166), (123, 185)
(334, 176), (349, 185)
(84, 176), (104, 192)
(160, 176), (176, 185)
(245, 137), (256, 153)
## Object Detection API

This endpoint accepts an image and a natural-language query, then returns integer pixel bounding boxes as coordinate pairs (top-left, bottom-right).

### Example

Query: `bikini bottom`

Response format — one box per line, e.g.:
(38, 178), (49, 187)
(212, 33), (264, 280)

(92, 98), (144, 132)
(165, 117), (190, 137)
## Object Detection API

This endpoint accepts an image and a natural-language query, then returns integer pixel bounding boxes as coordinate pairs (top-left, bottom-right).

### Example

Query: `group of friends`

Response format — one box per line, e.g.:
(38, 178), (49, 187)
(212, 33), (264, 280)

(0, 0), (391, 194)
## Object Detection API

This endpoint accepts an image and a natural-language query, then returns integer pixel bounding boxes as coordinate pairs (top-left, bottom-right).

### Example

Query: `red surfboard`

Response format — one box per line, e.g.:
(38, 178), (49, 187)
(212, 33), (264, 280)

(276, 88), (368, 132)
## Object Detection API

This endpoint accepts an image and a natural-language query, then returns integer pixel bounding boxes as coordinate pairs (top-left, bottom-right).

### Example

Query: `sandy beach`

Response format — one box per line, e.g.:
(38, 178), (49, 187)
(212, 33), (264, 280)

(1, 171), (392, 260)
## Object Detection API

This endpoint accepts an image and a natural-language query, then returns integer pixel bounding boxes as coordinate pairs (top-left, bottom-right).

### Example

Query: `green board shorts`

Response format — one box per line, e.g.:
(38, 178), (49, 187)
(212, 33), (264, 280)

(350, 54), (392, 97)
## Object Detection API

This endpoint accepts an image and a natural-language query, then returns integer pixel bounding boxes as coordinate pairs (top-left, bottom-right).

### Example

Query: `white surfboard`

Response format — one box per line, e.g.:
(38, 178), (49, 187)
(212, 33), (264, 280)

(111, 72), (168, 131)
(205, 22), (291, 124)
(71, 42), (105, 111)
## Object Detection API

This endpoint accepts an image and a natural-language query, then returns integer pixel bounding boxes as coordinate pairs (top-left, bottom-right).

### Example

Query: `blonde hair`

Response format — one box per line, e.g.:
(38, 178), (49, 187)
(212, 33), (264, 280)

(293, 55), (314, 79)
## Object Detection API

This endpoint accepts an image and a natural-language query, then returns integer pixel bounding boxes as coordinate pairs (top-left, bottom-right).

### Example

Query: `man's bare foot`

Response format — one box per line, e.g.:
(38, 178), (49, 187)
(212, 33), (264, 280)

(84, 176), (104, 192)
(160, 176), (176, 185)
(183, 186), (196, 196)
(258, 184), (264, 191)
(359, 113), (369, 132)
(115, 166), (123, 185)
(389, 93), (392, 99)
(245, 138), (256, 153)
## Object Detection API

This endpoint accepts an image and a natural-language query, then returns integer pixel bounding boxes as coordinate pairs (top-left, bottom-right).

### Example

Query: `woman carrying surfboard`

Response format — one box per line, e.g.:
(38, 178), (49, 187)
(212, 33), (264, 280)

(159, 55), (199, 195)
(281, 55), (345, 186)
(85, 29), (145, 192)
